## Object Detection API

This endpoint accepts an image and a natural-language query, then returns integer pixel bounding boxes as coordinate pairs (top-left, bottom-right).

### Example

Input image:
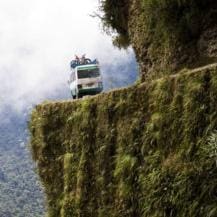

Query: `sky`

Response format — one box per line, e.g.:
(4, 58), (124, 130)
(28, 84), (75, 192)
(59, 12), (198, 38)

(0, 0), (137, 115)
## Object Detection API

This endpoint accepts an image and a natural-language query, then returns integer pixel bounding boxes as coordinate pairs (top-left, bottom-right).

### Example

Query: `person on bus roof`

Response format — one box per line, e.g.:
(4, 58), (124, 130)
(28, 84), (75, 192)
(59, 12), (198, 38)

(75, 55), (80, 64)
(81, 54), (86, 64)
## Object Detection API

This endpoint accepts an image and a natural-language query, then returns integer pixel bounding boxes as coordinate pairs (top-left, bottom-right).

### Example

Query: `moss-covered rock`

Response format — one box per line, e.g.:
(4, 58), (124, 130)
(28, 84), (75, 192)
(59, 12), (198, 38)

(30, 64), (217, 217)
(100, 0), (217, 80)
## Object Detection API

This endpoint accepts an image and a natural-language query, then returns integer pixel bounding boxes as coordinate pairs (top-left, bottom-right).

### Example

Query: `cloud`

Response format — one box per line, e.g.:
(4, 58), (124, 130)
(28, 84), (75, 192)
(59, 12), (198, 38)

(0, 0), (137, 114)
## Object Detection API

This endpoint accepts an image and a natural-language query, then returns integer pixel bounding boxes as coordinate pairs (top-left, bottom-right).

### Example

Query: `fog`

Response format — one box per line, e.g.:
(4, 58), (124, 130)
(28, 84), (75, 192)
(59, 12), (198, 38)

(0, 0), (137, 115)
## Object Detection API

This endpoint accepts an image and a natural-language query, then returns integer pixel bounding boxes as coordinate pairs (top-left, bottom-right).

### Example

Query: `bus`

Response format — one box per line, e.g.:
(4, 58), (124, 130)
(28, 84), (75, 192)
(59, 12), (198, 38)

(68, 57), (103, 99)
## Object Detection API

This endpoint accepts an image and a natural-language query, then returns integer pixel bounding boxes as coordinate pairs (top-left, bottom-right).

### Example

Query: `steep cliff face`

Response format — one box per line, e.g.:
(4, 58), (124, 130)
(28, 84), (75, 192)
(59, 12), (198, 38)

(30, 1), (217, 216)
(101, 0), (217, 80)
(30, 64), (217, 217)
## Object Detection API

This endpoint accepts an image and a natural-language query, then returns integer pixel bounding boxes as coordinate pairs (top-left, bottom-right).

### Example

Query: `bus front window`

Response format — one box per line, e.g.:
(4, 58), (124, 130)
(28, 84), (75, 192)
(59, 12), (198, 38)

(77, 68), (100, 79)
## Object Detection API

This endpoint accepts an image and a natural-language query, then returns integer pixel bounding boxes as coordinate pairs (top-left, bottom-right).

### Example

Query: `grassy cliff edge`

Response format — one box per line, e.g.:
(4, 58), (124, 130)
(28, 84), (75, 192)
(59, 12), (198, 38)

(30, 64), (217, 217)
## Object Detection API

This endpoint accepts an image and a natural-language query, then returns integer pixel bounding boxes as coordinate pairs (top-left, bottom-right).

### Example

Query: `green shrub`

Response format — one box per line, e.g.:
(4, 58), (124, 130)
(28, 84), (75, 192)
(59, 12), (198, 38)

(203, 131), (217, 167)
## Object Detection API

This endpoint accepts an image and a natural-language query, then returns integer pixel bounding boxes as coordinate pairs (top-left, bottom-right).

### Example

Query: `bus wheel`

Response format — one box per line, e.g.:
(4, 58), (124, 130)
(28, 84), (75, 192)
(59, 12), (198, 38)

(71, 91), (76, 99)
(78, 93), (83, 99)
(71, 92), (74, 98)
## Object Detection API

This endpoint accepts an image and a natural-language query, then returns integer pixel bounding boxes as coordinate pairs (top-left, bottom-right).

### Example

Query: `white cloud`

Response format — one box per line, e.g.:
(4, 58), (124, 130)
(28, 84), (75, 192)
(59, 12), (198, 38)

(0, 0), (136, 114)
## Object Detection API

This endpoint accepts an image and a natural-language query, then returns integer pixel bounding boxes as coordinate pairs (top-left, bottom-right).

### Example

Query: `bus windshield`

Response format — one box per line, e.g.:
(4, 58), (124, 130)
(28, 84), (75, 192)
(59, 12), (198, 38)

(77, 68), (100, 79)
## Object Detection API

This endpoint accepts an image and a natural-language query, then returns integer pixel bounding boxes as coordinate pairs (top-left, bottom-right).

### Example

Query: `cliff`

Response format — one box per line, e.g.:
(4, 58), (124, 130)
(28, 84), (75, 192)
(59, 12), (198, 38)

(29, 1), (217, 216)
(30, 64), (217, 217)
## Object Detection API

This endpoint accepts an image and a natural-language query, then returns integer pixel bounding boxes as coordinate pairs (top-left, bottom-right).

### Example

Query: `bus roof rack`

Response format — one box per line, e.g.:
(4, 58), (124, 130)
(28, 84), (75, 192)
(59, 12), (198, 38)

(70, 56), (99, 69)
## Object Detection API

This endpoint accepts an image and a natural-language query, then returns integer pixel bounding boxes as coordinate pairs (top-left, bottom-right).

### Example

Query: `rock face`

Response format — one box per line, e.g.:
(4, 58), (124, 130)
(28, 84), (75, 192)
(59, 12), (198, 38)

(30, 64), (217, 217)
(198, 26), (217, 58)
(103, 0), (217, 80)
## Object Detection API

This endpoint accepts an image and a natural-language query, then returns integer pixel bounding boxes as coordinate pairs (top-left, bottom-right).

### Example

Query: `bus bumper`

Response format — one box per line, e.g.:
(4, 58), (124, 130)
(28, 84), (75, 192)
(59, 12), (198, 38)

(78, 87), (103, 95)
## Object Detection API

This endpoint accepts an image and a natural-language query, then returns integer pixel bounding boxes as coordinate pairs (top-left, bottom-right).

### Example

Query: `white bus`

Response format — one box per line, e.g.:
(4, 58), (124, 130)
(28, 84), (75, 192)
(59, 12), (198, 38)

(68, 58), (103, 99)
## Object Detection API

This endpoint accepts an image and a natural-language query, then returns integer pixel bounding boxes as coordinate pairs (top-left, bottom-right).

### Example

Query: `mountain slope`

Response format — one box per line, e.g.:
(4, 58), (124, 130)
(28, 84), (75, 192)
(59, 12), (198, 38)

(0, 112), (45, 217)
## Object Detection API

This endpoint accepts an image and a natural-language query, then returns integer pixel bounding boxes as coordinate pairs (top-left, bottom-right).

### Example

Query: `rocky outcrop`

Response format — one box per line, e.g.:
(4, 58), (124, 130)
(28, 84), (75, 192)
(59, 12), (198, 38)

(102, 0), (217, 80)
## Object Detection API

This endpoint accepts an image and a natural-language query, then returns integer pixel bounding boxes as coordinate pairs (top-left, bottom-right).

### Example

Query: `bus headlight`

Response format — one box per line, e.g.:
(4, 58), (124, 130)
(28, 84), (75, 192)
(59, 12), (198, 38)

(78, 84), (82, 89)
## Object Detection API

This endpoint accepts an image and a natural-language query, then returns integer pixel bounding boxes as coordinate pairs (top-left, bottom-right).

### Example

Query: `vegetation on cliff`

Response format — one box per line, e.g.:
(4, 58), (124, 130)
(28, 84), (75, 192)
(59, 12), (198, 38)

(30, 64), (217, 217)
(100, 0), (217, 79)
